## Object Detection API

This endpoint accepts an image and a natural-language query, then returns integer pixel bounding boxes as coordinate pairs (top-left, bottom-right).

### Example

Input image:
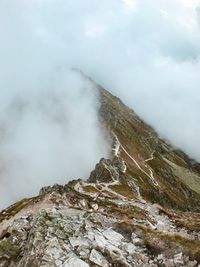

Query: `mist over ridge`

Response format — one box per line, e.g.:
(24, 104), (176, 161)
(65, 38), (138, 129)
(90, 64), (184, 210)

(0, 69), (110, 209)
(0, 0), (200, 208)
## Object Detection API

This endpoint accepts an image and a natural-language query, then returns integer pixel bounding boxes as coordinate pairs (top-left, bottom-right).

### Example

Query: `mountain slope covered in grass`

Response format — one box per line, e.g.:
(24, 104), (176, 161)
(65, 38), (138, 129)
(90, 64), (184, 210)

(1, 74), (200, 267)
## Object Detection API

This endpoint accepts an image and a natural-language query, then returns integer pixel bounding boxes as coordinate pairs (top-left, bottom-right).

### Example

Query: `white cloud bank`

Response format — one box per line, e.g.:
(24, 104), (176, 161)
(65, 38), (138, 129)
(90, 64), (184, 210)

(0, 69), (109, 209)
(0, 0), (200, 208)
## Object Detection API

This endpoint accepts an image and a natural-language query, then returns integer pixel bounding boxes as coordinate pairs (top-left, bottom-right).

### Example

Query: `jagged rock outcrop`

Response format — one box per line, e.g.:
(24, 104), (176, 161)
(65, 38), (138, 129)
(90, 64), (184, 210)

(39, 184), (68, 196)
(88, 156), (127, 183)
(1, 75), (200, 266)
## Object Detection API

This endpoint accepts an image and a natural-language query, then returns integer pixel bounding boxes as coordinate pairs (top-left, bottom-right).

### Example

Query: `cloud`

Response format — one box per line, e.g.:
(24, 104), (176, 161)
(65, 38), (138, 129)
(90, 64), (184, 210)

(0, 0), (200, 208)
(0, 68), (110, 209)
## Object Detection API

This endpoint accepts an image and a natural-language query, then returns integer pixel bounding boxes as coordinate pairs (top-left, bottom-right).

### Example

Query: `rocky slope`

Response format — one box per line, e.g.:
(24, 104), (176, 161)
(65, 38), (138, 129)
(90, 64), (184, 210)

(1, 74), (200, 267)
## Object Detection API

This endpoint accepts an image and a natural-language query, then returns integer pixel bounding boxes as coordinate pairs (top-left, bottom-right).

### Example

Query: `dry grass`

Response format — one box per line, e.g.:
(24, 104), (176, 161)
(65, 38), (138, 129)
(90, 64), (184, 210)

(83, 185), (99, 193)
(109, 184), (136, 199)
(114, 220), (200, 262)
(145, 231), (200, 262)
(158, 206), (200, 232)
(0, 196), (43, 223)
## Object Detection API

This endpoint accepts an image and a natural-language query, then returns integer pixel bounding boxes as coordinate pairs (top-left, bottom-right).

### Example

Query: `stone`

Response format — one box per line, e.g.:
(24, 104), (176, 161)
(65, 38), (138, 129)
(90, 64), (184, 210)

(132, 252), (149, 264)
(79, 249), (90, 260)
(102, 229), (123, 246)
(187, 260), (198, 267)
(105, 244), (122, 257)
(156, 221), (166, 231)
(69, 237), (90, 248)
(90, 203), (99, 211)
(122, 243), (136, 255)
(164, 259), (175, 267)
(94, 233), (108, 249)
(87, 231), (95, 241)
(132, 237), (143, 246)
(55, 259), (63, 266)
(79, 200), (88, 209)
(105, 245), (131, 267)
(157, 254), (164, 261)
(63, 254), (89, 267)
(174, 252), (184, 266)
(89, 249), (109, 267)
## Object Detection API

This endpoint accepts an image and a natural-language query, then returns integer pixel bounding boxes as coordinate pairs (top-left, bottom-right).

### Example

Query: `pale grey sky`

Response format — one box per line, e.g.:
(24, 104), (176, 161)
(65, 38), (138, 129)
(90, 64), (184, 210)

(0, 0), (200, 208)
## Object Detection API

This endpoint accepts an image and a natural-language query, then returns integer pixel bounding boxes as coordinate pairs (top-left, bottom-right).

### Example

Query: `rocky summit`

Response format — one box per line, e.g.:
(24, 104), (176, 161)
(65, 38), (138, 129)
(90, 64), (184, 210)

(1, 74), (200, 267)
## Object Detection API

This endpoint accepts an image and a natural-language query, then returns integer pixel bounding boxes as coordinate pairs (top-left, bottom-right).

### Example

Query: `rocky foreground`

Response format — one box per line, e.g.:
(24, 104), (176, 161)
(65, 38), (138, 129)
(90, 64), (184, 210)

(1, 153), (200, 267)
(1, 74), (200, 266)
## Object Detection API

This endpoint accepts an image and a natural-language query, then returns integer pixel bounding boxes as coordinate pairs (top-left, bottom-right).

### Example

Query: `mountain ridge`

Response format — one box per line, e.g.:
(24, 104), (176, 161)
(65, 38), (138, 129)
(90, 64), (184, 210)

(1, 75), (200, 266)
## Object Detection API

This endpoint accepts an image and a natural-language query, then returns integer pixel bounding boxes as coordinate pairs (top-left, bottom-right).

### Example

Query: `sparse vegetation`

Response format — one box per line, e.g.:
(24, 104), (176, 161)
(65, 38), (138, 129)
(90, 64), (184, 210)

(0, 238), (21, 258)
(109, 184), (135, 199)
(0, 196), (43, 223)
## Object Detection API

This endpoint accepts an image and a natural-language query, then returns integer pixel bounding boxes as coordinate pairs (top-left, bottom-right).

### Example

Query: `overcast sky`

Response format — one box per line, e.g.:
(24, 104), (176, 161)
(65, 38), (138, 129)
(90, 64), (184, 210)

(0, 0), (200, 208)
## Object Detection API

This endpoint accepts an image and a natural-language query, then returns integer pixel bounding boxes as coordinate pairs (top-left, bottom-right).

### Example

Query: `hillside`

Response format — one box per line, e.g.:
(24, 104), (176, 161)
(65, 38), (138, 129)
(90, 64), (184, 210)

(0, 74), (200, 267)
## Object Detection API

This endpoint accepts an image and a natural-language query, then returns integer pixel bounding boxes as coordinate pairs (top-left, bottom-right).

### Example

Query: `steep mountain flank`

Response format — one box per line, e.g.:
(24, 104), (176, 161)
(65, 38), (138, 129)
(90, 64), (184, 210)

(98, 84), (200, 211)
(1, 75), (200, 267)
